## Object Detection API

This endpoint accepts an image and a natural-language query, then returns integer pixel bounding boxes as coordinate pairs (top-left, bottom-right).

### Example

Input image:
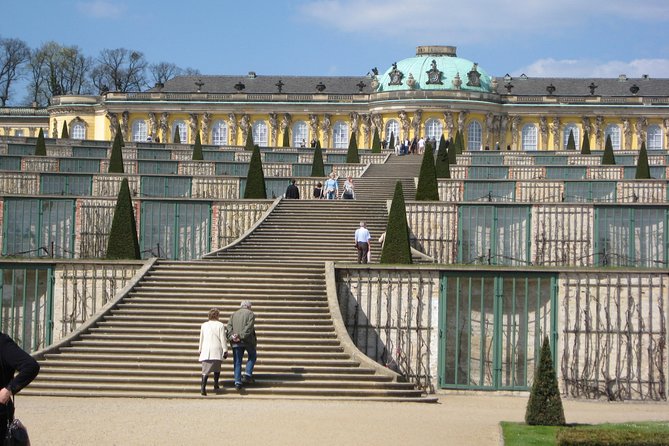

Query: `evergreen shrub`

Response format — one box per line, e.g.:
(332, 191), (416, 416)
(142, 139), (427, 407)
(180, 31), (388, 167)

(525, 336), (566, 426)
(244, 145), (267, 198)
(106, 178), (140, 260)
(380, 181), (412, 264)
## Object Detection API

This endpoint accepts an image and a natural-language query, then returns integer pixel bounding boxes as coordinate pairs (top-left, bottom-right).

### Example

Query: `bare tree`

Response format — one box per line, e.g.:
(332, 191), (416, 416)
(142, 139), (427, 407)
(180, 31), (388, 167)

(25, 47), (48, 106)
(91, 48), (147, 93)
(0, 37), (30, 105)
(31, 41), (92, 102)
(148, 62), (181, 85)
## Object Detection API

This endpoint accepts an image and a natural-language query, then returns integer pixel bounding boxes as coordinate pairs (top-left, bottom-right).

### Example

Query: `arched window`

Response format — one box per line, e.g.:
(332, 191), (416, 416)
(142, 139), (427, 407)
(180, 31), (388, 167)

(563, 123), (579, 150)
(385, 119), (400, 142)
(71, 121), (86, 140)
(333, 121), (349, 149)
(292, 121), (308, 147)
(521, 124), (537, 151)
(132, 120), (147, 142)
(647, 124), (662, 150)
(425, 118), (443, 143)
(252, 120), (268, 147)
(467, 121), (482, 151)
(172, 120), (187, 143)
(604, 124), (621, 150)
(211, 121), (228, 145)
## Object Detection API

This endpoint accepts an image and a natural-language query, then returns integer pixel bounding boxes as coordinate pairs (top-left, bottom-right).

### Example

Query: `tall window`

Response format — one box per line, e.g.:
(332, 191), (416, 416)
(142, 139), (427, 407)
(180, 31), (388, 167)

(13, 130), (23, 137)
(211, 121), (228, 145)
(292, 121), (308, 146)
(333, 121), (349, 148)
(604, 124), (621, 150)
(467, 121), (482, 151)
(71, 122), (86, 140)
(647, 125), (662, 150)
(425, 118), (443, 143)
(252, 120), (268, 147)
(385, 119), (400, 142)
(521, 124), (537, 151)
(563, 124), (579, 150)
(132, 120), (148, 142)
(172, 120), (187, 143)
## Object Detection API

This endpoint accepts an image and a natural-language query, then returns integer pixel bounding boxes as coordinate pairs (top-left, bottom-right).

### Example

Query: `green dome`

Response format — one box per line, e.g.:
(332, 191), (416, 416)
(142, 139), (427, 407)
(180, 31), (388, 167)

(375, 46), (492, 93)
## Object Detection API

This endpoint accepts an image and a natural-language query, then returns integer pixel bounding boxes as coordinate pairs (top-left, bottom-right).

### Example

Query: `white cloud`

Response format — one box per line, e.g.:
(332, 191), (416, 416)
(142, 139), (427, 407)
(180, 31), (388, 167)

(515, 57), (669, 78)
(76, 1), (126, 19)
(297, 0), (669, 42)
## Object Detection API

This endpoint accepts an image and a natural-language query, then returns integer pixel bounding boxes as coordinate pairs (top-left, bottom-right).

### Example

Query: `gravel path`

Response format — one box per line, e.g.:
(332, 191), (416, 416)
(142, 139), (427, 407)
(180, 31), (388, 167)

(17, 394), (668, 445)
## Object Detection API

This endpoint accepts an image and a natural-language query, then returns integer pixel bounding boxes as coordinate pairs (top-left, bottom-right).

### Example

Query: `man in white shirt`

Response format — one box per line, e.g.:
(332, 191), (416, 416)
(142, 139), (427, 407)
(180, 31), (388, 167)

(354, 221), (371, 264)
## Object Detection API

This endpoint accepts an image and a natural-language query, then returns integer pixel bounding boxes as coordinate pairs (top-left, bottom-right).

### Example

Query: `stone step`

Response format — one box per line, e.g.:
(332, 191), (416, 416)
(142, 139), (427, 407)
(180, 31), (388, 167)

(88, 327), (338, 338)
(79, 333), (340, 345)
(71, 339), (344, 352)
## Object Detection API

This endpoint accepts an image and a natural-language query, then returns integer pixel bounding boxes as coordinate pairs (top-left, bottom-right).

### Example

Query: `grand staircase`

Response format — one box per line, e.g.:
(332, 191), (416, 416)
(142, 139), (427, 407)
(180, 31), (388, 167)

(26, 154), (435, 401)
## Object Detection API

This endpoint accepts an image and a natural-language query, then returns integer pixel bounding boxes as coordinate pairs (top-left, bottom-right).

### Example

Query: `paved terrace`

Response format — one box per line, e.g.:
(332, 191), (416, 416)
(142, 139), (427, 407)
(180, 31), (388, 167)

(19, 394), (668, 445)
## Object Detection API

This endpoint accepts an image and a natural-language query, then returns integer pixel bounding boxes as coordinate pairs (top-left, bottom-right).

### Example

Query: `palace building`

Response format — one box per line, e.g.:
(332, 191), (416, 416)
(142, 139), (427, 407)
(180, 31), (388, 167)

(3, 45), (668, 151)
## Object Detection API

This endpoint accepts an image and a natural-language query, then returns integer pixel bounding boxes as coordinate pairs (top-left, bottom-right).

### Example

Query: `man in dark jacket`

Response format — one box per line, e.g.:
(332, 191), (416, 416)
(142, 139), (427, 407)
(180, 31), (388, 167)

(0, 333), (39, 439)
(226, 301), (257, 390)
(285, 179), (300, 199)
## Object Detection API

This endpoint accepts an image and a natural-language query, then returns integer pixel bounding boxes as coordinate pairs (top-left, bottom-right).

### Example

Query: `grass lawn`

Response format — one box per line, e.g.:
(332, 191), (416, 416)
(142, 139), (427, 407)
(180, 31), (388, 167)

(501, 421), (669, 446)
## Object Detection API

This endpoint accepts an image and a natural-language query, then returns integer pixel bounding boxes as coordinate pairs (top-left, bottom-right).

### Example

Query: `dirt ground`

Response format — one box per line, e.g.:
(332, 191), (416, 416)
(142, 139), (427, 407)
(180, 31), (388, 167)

(18, 393), (669, 445)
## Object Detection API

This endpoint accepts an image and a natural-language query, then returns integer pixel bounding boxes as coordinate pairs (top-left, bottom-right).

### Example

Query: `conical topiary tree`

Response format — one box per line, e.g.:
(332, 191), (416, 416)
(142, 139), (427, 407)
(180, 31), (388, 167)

(525, 336), (566, 426)
(35, 128), (47, 156)
(245, 127), (254, 151)
(415, 143), (439, 200)
(448, 136), (457, 165)
(192, 130), (203, 160)
(438, 134), (447, 154)
(282, 128), (290, 147)
(108, 125), (125, 173)
(435, 140), (451, 179)
(244, 145), (267, 199)
(106, 178), (141, 260)
(346, 133), (359, 163)
(455, 130), (464, 154)
(635, 141), (651, 179)
(581, 129), (591, 154)
(61, 121), (69, 139)
(388, 132), (395, 152)
(602, 134), (616, 165)
(311, 143), (325, 177)
(173, 126), (181, 144)
(371, 128), (381, 153)
(566, 129), (576, 151)
(380, 181), (412, 264)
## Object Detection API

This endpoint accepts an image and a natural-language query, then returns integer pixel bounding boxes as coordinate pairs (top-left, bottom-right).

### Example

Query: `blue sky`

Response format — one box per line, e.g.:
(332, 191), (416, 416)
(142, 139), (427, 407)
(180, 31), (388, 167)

(3, 0), (669, 88)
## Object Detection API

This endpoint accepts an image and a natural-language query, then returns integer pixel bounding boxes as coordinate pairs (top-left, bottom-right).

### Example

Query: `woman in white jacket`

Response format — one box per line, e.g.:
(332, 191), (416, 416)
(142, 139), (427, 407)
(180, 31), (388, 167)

(198, 308), (228, 395)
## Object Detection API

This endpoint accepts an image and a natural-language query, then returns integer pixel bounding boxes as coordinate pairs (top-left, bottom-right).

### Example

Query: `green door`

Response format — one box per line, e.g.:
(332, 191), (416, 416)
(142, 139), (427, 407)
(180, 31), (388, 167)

(438, 272), (557, 390)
